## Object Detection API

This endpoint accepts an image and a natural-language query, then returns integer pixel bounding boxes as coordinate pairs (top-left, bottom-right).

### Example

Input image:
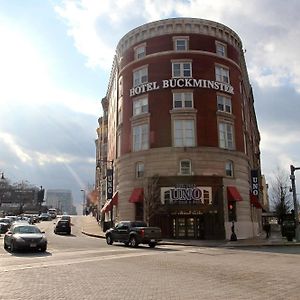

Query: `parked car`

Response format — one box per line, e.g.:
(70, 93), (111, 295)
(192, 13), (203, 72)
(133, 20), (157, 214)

(0, 217), (11, 228)
(54, 220), (71, 235)
(4, 224), (47, 252)
(0, 222), (10, 234)
(105, 221), (162, 248)
(39, 213), (51, 221)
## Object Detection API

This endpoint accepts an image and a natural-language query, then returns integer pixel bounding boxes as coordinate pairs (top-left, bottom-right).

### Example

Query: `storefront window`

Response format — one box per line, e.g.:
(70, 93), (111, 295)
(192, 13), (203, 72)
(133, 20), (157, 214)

(186, 218), (195, 237)
(178, 218), (185, 237)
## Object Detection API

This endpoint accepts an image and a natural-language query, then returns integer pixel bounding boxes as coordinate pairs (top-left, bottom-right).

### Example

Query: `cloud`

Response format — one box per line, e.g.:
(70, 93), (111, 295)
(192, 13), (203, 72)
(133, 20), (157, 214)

(54, 0), (300, 94)
(0, 19), (99, 116)
(0, 132), (32, 163)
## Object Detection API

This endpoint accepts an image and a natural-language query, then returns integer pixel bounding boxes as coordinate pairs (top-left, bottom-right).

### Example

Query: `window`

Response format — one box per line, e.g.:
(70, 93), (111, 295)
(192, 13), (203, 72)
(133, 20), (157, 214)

(180, 160), (191, 175)
(225, 160), (234, 177)
(133, 67), (148, 87)
(174, 38), (188, 51)
(135, 45), (146, 60)
(173, 92), (193, 109)
(133, 97), (148, 116)
(217, 95), (232, 113)
(172, 62), (192, 78)
(118, 106), (123, 125)
(133, 124), (149, 151)
(216, 41), (227, 57)
(119, 76), (123, 97)
(215, 65), (230, 83)
(117, 133), (121, 158)
(136, 162), (144, 178)
(219, 122), (234, 149)
(174, 119), (195, 147)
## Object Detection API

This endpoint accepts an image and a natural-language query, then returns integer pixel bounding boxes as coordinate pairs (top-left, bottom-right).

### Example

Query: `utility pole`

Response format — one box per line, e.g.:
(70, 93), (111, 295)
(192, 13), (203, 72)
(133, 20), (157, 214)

(290, 165), (300, 241)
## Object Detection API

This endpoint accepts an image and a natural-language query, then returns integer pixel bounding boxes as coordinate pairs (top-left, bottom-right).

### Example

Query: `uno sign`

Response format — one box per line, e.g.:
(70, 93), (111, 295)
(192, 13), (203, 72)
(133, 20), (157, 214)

(251, 170), (259, 197)
(160, 186), (212, 205)
(130, 78), (234, 97)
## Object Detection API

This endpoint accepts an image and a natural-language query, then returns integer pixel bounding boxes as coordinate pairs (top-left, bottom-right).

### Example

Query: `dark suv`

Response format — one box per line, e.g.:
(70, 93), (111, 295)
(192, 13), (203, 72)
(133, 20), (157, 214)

(54, 220), (71, 235)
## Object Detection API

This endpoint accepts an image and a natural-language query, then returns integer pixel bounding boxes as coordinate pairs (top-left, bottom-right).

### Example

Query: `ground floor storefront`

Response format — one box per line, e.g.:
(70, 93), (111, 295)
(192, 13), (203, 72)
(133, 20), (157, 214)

(102, 173), (262, 240)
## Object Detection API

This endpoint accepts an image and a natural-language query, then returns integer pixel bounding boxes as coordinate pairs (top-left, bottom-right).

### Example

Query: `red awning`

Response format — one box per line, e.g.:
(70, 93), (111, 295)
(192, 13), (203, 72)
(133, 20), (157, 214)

(250, 194), (263, 209)
(101, 200), (112, 213)
(101, 191), (119, 213)
(112, 191), (118, 205)
(129, 188), (144, 203)
(227, 186), (243, 202)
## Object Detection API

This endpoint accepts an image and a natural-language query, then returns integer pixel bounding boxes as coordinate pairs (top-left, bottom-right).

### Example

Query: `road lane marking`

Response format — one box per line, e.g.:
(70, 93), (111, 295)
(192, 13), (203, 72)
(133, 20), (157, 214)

(0, 250), (171, 272)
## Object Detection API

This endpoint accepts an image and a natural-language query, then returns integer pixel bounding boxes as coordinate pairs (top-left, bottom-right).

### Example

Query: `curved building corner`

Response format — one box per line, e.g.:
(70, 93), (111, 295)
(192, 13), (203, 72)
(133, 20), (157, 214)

(96, 18), (264, 240)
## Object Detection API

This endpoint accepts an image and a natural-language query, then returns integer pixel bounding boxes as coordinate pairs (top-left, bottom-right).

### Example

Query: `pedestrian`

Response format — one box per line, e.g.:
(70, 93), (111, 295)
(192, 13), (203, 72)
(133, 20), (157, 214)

(264, 221), (271, 238)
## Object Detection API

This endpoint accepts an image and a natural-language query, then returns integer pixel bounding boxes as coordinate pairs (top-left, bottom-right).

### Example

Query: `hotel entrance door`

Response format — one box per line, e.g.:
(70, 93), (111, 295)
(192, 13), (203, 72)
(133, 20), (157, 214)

(172, 216), (205, 239)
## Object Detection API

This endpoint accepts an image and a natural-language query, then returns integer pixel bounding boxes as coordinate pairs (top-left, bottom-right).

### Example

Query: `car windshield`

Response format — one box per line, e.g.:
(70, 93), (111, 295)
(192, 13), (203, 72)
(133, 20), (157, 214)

(13, 226), (41, 234)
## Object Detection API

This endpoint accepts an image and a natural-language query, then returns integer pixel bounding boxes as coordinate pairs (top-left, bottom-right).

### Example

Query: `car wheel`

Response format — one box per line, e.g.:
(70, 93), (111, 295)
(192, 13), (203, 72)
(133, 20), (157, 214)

(106, 234), (113, 245)
(130, 236), (138, 248)
(40, 245), (47, 252)
(124, 242), (129, 247)
(149, 242), (156, 248)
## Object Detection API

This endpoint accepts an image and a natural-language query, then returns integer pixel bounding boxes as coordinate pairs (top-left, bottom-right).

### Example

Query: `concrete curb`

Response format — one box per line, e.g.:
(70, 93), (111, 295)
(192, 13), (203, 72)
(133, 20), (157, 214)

(81, 230), (300, 247)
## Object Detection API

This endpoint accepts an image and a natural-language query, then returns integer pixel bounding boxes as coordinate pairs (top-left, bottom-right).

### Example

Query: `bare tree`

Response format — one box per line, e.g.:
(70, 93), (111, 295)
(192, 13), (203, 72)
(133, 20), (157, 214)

(269, 167), (293, 224)
(143, 174), (161, 225)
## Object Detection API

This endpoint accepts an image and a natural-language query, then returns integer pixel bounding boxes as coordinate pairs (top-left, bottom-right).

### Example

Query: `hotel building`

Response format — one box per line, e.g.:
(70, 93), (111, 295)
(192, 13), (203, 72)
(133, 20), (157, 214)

(96, 18), (263, 240)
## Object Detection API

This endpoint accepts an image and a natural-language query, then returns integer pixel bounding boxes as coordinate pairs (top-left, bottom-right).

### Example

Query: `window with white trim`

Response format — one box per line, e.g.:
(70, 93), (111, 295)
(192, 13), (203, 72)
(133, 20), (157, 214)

(173, 92), (193, 109)
(216, 41), (227, 57)
(219, 122), (234, 149)
(217, 95), (232, 113)
(225, 160), (234, 177)
(135, 45), (146, 60)
(174, 119), (195, 147)
(174, 38), (188, 51)
(172, 62), (192, 78)
(133, 97), (148, 116)
(136, 162), (144, 178)
(133, 67), (148, 87)
(215, 65), (230, 84)
(180, 160), (192, 175)
(133, 123), (149, 151)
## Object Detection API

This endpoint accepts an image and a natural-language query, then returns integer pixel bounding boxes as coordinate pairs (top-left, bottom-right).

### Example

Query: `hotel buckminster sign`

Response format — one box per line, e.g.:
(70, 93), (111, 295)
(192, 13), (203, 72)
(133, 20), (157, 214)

(130, 78), (234, 97)
(160, 185), (212, 205)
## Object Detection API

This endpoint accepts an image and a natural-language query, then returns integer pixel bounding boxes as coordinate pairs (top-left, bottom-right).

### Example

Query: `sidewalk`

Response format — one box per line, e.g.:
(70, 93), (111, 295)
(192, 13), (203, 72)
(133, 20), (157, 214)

(81, 215), (300, 248)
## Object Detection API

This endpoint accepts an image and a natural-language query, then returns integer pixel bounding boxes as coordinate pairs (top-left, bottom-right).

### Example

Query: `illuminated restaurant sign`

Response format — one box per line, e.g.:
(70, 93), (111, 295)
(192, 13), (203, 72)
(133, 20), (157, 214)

(160, 185), (212, 205)
(130, 78), (234, 97)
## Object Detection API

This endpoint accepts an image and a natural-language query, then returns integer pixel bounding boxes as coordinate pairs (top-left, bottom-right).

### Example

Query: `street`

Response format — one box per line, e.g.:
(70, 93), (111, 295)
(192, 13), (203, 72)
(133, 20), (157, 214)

(0, 216), (299, 300)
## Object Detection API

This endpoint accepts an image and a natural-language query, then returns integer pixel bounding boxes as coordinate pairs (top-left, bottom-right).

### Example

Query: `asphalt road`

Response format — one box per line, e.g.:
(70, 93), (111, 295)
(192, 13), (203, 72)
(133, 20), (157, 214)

(0, 216), (299, 300)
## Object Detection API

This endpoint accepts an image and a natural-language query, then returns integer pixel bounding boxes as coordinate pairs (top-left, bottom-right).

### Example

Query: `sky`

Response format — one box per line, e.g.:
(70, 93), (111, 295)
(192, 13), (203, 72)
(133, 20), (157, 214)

(1, 0), (300, 212)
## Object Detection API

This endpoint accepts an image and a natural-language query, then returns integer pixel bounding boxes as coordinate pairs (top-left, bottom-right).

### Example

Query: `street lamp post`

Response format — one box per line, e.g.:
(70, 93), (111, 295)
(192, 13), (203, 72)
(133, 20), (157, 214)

(290, 165), (300, 241)
(80, 189), (86, 216)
